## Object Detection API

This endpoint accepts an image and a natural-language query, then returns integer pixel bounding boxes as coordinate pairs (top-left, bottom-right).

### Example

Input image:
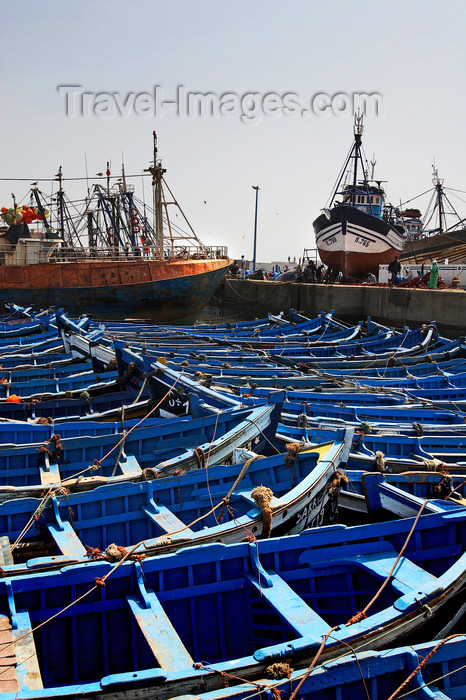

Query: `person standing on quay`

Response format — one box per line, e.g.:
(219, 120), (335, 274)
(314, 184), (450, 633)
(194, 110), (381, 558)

(428, 260), (439, 289)
(388, 256), (401, 285)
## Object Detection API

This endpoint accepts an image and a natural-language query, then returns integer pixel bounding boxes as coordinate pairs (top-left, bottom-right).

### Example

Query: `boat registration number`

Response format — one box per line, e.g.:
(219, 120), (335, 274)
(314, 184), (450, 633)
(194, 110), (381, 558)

(325, 237), (337, 246)
(355, 236), (370, 248)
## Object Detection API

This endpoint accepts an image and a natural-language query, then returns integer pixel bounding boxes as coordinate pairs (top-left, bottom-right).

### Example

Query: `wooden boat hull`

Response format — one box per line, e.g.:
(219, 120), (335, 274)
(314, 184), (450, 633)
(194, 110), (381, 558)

(314, 205), (404, 279)
(0, 435), (350, 576)
(0, 401), (281, 500)
(2, 511), (466, 697)
(181, 636), (466, 700)
(361, 471), (466, 517)
(0, 259), (231, 323)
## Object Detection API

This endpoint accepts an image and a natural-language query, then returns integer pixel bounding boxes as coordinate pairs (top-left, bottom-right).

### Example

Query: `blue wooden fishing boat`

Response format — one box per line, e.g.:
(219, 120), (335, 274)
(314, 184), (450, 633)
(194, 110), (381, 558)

(272, 337), (462, 370)
(0, 397), (282, 500)
(0, 307), (62, 335)
(2, 510), (466, 697)
(0, 388), (150, 422)
(265, 324), (438, 358)
(282, 397), (465, 426)
(177, 635), (466, 700)
(0, 359), (111, 385)
(115, 345), (246, 416)
(279, 417), (466, 461)
(0, 432), (350, 576)
(0, 350), (74, 369)
(356, 470), (466, 518)
(0, 368), (120, 400)
(158, 311), (349, 339)
(0, 392), (282, 500)
(345, 431), (466, 472)
(313, 356), (466, 378)
(0, 312), (89, 347)
(240, 386), (405, 406)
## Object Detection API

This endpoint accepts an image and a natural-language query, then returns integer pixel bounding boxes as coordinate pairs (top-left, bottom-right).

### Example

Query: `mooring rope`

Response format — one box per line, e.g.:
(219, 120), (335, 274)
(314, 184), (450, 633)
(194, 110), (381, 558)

(10, 371), (185, 552)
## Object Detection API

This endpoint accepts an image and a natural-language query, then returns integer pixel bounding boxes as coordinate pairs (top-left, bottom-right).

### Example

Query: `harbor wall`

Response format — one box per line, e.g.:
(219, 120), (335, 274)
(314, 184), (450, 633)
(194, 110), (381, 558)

(212, 279), (466, 336)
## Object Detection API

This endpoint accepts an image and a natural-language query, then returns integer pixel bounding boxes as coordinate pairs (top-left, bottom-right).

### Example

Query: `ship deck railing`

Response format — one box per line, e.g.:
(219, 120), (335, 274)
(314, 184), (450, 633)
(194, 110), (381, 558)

(0, 243), (229, 266)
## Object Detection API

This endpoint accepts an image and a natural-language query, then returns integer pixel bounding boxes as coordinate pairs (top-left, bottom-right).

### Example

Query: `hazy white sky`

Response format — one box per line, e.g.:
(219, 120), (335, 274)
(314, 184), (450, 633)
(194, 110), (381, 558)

(1, 0), (465, 262)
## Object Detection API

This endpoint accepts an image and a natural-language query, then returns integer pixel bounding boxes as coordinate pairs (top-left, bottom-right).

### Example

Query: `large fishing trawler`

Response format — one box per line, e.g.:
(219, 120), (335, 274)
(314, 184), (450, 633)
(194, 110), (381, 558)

(313, 115), (405, 279)
(0, 133), (231, 323)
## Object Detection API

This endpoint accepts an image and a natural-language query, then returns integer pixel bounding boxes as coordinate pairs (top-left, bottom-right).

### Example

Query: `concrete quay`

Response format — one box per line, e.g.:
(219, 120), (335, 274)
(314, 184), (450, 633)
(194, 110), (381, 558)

(212, 279), (466, 336)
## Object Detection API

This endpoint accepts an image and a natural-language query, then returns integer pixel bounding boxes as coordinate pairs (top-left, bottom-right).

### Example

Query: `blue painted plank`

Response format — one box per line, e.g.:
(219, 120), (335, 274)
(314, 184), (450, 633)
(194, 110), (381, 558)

(125, 590), (193, 671)
(46, 521), (87, 558)
(247, 570), (331, 642)
(12, 610), (43, 690)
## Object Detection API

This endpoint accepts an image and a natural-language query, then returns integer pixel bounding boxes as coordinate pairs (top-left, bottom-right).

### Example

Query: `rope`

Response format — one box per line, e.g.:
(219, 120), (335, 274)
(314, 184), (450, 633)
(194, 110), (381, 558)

(311, 634), (371, 700)
(395, 649), (466, 698)
(346, 500), (428, 626)
(285, 442), (302, 488)
(193, 447), (206, 470)
(244, 416), (281, 454)
(288, 624), (340, 700)
(191, 662), (269, 693)
(251, 486), (274, 538)
(218, 454), (265, 521)
(10, 488), (56, 553)
(387, 634), (464, 700)
(132, 376), (147, 404)
(9, 372), (185, 552)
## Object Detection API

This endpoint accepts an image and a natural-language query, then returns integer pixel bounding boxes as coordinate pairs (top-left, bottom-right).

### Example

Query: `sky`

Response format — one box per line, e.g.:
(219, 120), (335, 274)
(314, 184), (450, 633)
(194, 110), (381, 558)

(1, 0), (466, 263)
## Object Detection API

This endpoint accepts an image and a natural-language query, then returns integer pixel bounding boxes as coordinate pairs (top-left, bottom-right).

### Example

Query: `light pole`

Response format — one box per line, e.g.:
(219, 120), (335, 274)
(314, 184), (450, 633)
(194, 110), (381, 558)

(252, 185), (260, 271)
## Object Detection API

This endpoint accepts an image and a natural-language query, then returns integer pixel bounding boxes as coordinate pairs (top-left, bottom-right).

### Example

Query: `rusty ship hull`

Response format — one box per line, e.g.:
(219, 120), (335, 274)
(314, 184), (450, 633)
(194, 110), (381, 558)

(0, 258), (230, 323)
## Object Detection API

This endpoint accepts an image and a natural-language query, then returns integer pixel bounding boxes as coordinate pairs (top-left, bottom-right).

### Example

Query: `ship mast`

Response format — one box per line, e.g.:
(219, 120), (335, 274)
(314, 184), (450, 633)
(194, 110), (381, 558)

(350, 112), (364, 206)
(56, 166), (65, 241)
(329, 111), (371, 209)
(432, 166), (445, 235)
(147, 131), (165, 260)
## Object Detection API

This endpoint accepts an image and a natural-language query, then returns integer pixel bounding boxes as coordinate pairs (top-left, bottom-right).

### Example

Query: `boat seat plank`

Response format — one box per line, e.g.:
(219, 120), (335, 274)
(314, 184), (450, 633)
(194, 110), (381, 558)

(39, 459), (61, 486)
(0, 536), (13, 567)
(47, 521), (87, 558)
(353, 553), (439, 596)
(0, 615), (16, 677)
(196, 487), (257, 507)
(12, 610), (43, 690)
(247, 570), (331, 642)
(299, 541), (439, 596)
(141, 504), (194, 541)
(118, 454), (143, 477)
(126, 590), (194, 671)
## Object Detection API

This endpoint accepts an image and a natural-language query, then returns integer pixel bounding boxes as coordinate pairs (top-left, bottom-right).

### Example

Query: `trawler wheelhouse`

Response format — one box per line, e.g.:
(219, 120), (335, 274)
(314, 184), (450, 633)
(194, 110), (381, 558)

(341, 183), (385, 218)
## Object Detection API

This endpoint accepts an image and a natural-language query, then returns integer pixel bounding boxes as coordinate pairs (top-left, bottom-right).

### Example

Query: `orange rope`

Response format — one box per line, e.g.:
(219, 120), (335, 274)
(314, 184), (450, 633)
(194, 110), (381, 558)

(2, 493), (233, 659)
(10, 371), (184, 551)
(387, 634), (464, 700)
(288, 625), (339, 700)
(346, 499), (428, 626)
(290, 500), (429, 699)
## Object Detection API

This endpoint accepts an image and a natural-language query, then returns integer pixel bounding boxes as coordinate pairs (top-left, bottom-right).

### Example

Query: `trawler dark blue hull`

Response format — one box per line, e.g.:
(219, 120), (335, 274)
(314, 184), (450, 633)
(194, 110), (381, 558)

(0, 259), (230, 323)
